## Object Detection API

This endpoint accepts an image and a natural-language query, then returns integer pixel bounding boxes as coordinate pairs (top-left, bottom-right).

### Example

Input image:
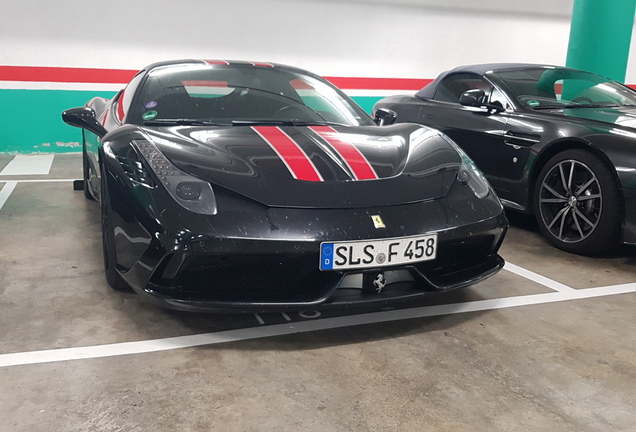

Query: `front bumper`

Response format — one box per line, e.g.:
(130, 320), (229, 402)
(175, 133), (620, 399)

(126, 213), (507, 312)
(106, 161), (508, 312)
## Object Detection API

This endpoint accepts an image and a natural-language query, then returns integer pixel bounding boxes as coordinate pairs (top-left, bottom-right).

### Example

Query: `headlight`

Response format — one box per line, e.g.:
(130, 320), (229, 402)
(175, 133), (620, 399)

(457, 157), (490, 198)
(440, 135), (491, 199)
(132, 139), (218, 215)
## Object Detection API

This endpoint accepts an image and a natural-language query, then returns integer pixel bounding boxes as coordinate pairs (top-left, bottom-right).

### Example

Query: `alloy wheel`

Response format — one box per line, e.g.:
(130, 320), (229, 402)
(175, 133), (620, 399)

(537, 159), (602, 244)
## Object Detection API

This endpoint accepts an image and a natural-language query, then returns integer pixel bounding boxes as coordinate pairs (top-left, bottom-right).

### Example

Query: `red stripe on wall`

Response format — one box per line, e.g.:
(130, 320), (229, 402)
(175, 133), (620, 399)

(324, 76), (431, 90)
(309, 126), (377, 180)
(0, 65), (429, 90)
(0, 66), (137, 84)
(3, 65), (636, 91)
(252, 126), (323, 182)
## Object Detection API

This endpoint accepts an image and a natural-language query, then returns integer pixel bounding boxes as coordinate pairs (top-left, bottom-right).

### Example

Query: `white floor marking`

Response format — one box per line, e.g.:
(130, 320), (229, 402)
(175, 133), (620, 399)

(1, 281), (635, 368)
(0, 179), (76, 210)
(0, 181), (17, 210)
(4, 179), (77, 183)
(254, 313), (265, 325)
(504, 262), (575, 292)
(0, 154), (55, 176)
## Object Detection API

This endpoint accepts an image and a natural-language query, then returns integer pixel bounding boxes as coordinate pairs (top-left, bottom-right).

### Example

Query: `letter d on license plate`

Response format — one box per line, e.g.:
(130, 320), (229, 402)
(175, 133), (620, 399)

(320, 234), (437, 271)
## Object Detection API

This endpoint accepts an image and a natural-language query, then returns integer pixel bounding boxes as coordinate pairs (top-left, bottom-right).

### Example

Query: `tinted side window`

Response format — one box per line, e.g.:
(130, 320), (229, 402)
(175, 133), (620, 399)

(433, 73), (492, 104)
(489, 87), (512, 110)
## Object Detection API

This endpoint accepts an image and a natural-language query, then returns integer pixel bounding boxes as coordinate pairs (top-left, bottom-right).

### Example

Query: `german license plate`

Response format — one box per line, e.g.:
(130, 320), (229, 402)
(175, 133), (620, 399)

(319, 234), (437, 271)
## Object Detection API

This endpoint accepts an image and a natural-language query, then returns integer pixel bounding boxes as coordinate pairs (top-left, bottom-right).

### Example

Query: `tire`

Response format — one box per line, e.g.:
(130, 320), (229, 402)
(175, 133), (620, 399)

(533, 149), (621, 254)
(100, 165), (130, 290)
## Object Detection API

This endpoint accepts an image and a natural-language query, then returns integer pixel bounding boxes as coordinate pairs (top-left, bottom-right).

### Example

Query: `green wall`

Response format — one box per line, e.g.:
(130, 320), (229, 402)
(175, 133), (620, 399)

(351, 96), (383, 115)
(0, 89), (117, 154)
(566, 0), (636, 82)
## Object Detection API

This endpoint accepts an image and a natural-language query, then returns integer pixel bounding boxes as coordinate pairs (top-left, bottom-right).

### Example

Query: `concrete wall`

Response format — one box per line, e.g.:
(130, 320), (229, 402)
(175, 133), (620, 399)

(0, 0), (608, 153)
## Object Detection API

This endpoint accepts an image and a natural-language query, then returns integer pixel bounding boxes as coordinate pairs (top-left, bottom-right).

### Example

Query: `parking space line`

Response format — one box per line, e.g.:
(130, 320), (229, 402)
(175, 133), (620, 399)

(3, 179), (77, 183)
(0, 154), (55, 176)
(0, 181), (17, 210)
(1, 281), (634, 369)
(504, 262), (575, 292)
(0, 179), (76, 210)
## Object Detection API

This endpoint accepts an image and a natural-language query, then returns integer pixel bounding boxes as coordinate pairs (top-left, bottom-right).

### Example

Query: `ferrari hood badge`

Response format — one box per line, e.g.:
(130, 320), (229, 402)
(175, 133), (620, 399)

(371, 215), (385, 229)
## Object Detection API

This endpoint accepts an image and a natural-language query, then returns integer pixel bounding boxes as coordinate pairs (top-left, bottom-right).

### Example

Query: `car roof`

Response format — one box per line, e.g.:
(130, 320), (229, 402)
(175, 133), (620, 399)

(415, 63), (561, 98)
(444, 63), (558, 75)
(141, 59), (313, 76)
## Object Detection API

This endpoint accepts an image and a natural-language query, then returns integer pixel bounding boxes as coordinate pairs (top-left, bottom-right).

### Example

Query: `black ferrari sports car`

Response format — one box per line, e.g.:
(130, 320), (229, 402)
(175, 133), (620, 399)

(374, 63), (636, 254)
(62, 59), (507, 312)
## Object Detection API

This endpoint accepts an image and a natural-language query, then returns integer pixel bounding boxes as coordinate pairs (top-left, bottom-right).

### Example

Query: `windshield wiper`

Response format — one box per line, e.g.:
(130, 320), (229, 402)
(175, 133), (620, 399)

(530, 102), (622, 110)
(232, 120), (291, 126)
(287, 120), (349, 127)
(231, 120), (348, 127)
(143, 119), (225, 126)
(529, 105), (567, 110)
(563, 103), (620, 109)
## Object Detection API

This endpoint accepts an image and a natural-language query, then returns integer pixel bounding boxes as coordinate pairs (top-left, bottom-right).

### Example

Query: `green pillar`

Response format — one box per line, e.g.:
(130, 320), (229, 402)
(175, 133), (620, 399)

(566, 0), (636, 82)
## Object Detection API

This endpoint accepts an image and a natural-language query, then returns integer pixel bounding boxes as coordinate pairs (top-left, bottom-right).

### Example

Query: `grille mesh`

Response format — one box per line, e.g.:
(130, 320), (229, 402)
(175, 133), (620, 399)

(167, 253), (341, 302)
(413, 234), (497, 287)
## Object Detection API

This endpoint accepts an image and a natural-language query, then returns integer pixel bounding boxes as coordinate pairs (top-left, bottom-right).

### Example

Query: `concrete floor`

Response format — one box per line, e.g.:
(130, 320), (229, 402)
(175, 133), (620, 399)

(0, 154), (635, 432)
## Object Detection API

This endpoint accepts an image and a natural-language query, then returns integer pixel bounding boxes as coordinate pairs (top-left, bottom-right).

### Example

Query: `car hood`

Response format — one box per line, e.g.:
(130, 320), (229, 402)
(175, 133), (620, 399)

(543, 105), (636, 131)
(143, 123), (461, 208)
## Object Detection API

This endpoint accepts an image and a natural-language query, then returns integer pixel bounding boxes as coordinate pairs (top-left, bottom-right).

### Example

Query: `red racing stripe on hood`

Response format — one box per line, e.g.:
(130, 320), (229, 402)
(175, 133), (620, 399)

(252, 126), (323, 182)
(309, 126), (378, 180)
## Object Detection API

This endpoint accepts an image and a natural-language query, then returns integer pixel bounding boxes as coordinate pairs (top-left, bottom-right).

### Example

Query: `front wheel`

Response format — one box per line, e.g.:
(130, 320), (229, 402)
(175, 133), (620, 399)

(533, 149), (621, 254)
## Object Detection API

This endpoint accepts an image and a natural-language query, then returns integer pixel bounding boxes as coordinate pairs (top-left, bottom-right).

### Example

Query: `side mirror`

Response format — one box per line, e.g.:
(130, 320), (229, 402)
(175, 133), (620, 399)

(459, 90), (505, 113)
(459, 89), (486, 107)
(62, 107), (107, 137)
(373, 108), (398, 126)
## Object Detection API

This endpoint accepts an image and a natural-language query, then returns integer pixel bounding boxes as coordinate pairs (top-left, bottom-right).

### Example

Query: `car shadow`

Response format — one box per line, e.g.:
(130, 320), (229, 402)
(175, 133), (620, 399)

(150, 286), (493, 351)
(504, 209), (636, 261)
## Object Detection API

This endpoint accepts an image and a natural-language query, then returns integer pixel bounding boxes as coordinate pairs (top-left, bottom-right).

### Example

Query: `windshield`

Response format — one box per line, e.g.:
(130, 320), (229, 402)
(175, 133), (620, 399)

(128, 63), (374, 126)
(493, 68), (636, 109)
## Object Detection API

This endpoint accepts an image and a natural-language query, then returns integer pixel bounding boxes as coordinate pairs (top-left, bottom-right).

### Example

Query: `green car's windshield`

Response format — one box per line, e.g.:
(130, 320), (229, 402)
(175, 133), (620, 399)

(129, 63), (374, 127)
(493, 68), (636, 109)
